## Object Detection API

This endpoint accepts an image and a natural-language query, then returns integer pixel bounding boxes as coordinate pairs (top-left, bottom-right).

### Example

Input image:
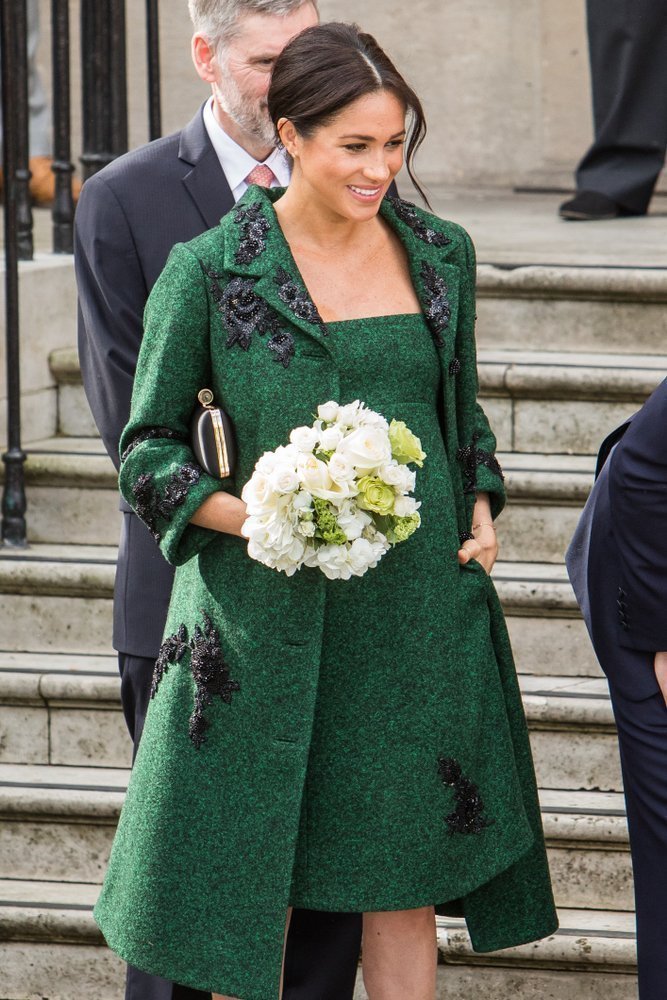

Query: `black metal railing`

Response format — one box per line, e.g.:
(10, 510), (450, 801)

(1, 0), (162, 546)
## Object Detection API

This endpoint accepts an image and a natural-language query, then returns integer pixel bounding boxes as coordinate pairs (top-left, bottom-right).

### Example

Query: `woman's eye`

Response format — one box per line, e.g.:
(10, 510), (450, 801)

(344, 144), (366, 152)
(386, 139), (406, 149)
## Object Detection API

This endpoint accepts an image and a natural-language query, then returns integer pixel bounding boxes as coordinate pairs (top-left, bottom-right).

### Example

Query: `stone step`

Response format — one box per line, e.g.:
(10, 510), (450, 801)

(0, 544), (116, 654)
(480, 349), (665, 454)
(499, 451), (594, 563)
(49, 347), (98, 438)
(0, 878), (125, 999)
(476, 262), (667, 357)
(0, 762), (631, 913)
(49, 346), (665, 453)
(0, 437), (121, 546)
(0, 881), (636, 1000)
(0, 651), (129, 769)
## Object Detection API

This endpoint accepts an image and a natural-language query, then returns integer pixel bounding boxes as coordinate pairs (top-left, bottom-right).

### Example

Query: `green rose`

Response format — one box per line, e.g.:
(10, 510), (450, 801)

(389, 419), (426, 467)
(356, 475), (396, 516)
(386, 512), (421, 544)
(312, 497), (347, 545)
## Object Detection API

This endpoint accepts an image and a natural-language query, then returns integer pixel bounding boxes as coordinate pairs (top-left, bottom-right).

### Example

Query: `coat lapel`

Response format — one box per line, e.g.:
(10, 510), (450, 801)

(217, 186), (466, 361)
(221, 187), (333, 352)
(179, 105), (235, 231)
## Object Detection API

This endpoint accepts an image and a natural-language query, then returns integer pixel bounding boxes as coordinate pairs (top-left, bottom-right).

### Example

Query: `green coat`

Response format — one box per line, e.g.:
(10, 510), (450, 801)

(96, 187), (557, 999)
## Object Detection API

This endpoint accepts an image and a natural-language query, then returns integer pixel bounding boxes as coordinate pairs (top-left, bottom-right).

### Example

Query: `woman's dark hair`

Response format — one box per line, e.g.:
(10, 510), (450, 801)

(267, 22), (429, 204)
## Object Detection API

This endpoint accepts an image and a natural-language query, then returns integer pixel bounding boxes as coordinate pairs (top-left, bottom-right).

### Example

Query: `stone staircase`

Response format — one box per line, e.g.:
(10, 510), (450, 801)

(2, 258), (666, 998)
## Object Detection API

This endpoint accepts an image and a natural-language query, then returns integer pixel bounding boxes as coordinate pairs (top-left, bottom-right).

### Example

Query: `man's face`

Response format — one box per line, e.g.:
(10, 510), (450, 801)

(213, 3), (318, 148)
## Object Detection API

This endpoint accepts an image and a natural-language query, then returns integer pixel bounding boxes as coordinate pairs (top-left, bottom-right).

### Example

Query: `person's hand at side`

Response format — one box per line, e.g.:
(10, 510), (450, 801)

(654, 651), (667, 707)
(457, 492), (498, 574)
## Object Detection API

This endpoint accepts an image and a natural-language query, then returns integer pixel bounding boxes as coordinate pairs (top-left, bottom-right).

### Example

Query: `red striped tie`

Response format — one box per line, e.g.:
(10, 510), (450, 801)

(245, 164), (278, 188)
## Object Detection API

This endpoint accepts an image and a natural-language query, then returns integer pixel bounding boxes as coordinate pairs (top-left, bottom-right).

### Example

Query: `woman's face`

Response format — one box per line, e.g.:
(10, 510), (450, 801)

(284, 89), (407, 222)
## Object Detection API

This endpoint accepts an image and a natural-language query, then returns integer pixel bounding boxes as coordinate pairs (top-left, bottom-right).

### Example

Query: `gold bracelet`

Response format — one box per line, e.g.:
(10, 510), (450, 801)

(472, 521), (495, 531)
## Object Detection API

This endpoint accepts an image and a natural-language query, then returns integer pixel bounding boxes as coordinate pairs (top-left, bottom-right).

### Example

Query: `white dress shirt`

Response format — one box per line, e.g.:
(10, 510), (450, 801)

(203, 97), (291, 203)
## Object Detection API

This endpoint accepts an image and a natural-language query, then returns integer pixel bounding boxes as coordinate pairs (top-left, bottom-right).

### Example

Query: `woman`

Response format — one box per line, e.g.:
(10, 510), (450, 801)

(96, 22), (557, 1000)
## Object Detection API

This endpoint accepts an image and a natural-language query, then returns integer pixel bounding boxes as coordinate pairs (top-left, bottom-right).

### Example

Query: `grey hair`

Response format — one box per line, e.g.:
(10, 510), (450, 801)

(188, 0), (318, 49)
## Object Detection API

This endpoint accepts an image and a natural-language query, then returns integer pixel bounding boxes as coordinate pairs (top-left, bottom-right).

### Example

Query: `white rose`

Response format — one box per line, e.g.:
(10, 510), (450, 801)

(319, 425), (344, 451)
(241, 472), (277, 513)
(298, 454), (334, 494)
(268, 463), (300, 495)
(393, 495), (421, 517)
(361, 409), (389, 432)
(380, 463), (415, 492)
(328, 452), (356, 484)
(335, 400), (363, 427)
(337, 425), (392, 472)
(290, 425), (320, 453)
(255, 451), (278, 475)
(297, 520), (316, 538)
(317, 401), (340, 423)
(274, 443), (300, 465)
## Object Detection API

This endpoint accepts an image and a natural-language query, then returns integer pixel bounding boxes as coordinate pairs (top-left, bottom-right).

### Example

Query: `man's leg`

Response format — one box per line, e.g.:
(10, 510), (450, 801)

(283, 909), (362, 1000)
(608, 683), (667, 999)
(574, 0), (667, 213)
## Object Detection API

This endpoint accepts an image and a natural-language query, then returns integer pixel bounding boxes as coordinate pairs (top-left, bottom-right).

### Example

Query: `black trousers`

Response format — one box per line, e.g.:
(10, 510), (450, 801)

(575, 0), (667, 212)
(608, 680), (667, 1000)
(119, 653), (362, 1000)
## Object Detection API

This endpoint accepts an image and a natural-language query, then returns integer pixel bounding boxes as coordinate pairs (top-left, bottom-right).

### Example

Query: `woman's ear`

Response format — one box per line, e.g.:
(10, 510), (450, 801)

(277, 118), (299, 157)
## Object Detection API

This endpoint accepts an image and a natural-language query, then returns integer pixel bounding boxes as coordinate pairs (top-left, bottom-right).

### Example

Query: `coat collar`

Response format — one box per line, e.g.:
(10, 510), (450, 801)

(218, 185), (464, 354)
(178, 103), (235, 230)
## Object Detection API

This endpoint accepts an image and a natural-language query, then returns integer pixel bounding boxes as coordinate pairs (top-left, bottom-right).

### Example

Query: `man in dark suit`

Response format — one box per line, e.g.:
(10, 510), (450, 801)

(75, 3), (364, 998)
(566, 379), (667, 999)
(559, 0), (667, 220)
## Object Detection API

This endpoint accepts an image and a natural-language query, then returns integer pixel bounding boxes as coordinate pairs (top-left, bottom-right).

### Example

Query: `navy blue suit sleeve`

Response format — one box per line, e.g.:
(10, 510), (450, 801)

(608, 377), (667, 651)
(75, 175), (148, 470)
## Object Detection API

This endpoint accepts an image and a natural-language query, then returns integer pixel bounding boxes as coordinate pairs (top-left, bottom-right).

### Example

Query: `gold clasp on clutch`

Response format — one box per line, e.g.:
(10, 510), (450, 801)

(198, 388), (215, 410)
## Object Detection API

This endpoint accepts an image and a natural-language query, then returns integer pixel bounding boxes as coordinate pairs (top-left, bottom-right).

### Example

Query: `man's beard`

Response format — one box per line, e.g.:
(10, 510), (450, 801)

(213, 75), (277, 149)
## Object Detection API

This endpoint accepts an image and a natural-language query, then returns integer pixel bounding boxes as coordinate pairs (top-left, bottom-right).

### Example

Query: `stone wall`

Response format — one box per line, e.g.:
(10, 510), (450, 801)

(33, 0), (664, 192)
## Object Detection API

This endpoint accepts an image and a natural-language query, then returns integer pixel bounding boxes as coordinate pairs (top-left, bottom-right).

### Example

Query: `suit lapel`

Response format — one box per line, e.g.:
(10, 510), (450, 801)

(179, 105), (235, 231)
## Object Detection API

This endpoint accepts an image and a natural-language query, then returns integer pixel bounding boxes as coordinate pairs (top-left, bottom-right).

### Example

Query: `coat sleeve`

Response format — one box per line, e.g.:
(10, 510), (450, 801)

(455, 230), (506, 520)
(118, 243), (226, 566)
(607, 378), (667, 651)
(74, 175), (148, 470)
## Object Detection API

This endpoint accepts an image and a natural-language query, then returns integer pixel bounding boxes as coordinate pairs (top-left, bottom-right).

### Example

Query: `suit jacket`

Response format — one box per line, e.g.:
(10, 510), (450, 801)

(75, 104), (235, 657)
(566, 379), (667, 701)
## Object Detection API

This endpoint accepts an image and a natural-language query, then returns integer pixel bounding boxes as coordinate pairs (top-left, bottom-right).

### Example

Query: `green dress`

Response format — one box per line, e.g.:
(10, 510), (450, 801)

(94, 187), (557, 1000)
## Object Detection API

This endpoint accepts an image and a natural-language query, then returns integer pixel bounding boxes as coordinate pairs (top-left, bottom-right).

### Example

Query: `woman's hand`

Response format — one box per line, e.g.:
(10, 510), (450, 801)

(654, 651), (667, 707)
(457, 492), (498, 574)
(190, 492), (248, 538)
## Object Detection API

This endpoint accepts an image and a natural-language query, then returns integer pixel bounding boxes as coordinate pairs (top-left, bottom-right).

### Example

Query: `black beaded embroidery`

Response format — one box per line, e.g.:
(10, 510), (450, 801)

(459, 530), (475, 544)
(151, 624), (189, 698)
(203, 264), (296, 367)
(457, 432), (504, 495)
(189, 612), (241, 748)
(438, 757), (491, 835)
(449, 358), (462, 378)
(131, 462), (202, 542)
(150, 614), (240, 749)
(234, 202), (270, 265)
(121, 426), (186, 463)
(388, 196), (451, 247)
(275, 266), (326, 333)
(420, 262), (451, 347)
(268, 330), (296, 368)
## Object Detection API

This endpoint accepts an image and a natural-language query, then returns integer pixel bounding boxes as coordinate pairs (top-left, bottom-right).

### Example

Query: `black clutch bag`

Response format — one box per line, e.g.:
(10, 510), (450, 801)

(190, 389), (237, 479)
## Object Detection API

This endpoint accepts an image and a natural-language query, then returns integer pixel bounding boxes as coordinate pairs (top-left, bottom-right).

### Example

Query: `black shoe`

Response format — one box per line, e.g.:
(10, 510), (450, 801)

(559, 190), (627, 221)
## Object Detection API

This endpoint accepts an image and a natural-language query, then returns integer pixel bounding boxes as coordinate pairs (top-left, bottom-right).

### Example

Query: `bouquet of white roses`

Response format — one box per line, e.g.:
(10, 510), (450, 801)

(241, 400), (426, 580)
